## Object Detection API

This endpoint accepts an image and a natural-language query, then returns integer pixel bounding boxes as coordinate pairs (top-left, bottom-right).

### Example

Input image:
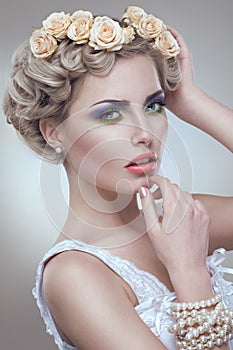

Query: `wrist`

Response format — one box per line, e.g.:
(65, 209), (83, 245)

(170, 268), (214, 302)
(167, 84), (203, 121)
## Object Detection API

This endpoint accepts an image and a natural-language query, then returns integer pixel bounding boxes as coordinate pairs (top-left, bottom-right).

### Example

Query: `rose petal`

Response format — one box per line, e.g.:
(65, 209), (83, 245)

(42, 11), (71, 39)
(154, 31), (180, 58)
(30, 29), (58, 58)
(89, 16), (124, 51)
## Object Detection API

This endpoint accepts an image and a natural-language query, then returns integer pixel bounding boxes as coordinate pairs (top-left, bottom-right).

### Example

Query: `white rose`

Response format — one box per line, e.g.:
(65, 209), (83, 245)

(137, 14), (166, 39)
(122, 26), (135, 44)
(30, 29), (58, 58)
(42, 11), (71, 39)
(154, 31), (180, 58)
(67, 11), (93, 44)
(71, 10), (93, 22)
(122, 6), (146, 28)
(89, 16), (124, 51)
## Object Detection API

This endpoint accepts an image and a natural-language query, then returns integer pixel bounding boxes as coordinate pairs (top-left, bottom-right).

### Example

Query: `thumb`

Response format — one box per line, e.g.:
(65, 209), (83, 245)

(138, 187), (161, 234)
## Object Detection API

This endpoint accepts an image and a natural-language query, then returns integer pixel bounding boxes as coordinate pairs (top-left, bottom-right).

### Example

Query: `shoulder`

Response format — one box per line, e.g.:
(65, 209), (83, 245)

(41, 249), (167, 350)
(42, 249), (139, 317)
(43, 249), (127, 299)
(41, 250), (132, 347)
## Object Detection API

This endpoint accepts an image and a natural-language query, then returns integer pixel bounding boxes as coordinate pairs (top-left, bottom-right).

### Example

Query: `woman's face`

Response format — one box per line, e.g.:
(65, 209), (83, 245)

(58, 54), (168, 195)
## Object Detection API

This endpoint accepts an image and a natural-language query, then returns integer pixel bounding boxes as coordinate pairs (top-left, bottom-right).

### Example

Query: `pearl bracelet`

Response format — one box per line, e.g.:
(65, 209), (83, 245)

(169, 294), (233, 349)
(171, 294), (222, 312)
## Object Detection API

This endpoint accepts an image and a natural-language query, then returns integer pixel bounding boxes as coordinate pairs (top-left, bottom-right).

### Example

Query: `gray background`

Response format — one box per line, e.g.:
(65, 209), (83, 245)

(1, 1), (233, 349)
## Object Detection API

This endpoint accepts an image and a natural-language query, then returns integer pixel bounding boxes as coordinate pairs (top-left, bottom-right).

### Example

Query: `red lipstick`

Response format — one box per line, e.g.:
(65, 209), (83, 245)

(124, 152), (157, 174)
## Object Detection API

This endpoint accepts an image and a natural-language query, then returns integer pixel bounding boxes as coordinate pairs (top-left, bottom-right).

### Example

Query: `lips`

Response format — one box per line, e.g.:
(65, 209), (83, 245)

(124, 152), (157, 174)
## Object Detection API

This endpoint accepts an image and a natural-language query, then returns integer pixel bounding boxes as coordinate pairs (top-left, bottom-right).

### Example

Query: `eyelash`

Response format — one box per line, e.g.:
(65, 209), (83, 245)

(145, 100), (166, 114)
(95, 99), (165, 124)
(96, 108), (123, 124)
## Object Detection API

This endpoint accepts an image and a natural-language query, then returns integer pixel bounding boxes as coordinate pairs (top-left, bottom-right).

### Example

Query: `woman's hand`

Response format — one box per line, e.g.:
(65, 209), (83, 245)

(139, 175), (214, 301)
(165, 26), (199, 119)
(166, 26), (233, 152)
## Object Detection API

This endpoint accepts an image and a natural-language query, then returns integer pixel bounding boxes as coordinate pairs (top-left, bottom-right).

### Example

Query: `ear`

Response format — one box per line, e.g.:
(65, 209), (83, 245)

(39, 119), (62, 150)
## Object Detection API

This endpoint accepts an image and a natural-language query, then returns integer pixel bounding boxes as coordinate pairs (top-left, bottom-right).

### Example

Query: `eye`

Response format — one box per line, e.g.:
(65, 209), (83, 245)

(145, 100), (165, 114)
(96, 108), (123, 124)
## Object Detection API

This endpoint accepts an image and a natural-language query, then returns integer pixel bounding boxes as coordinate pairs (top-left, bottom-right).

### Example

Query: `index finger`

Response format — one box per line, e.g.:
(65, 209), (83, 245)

(166, 25), (191, 58)
(149, 175), (171, 199)
(138, 187), (161, 232)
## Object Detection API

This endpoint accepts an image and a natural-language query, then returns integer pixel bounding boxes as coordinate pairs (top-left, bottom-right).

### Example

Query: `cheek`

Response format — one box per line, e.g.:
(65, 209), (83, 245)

(65, 133), (102, 174)
(148, 113), (168, 144)
(63, 126), (125, 179)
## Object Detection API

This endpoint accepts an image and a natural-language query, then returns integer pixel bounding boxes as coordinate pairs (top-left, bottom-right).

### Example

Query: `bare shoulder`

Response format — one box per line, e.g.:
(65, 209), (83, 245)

(41, 249), (167, 350)
(42, 249), (130, 345)
(43, 249), (128, 301)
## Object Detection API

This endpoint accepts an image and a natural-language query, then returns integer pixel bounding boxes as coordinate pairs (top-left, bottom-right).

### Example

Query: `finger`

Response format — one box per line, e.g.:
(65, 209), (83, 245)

(193, 198), (209, 214)
(138, 187), (161, 233)
(193, 199), (211, 229)
(150, 186), (162, 200)
(136, 177), (163, 217)
(149, 176), (192, 222)
(149, 175), (178, 209)
(178, 190), (194, 212)
(149, 176), (171, 216)
(166, 25), (192, 59)
(149, 176), (179, 221)
(152, 182), (192, 233)
(149, 175), (170, 197)
(166, 25), (188, 50)
(149, 183), (160, 195)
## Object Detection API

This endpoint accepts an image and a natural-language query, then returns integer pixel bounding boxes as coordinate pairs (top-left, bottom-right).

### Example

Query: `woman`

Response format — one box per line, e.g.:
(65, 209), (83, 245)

(3, 5), (233, 350)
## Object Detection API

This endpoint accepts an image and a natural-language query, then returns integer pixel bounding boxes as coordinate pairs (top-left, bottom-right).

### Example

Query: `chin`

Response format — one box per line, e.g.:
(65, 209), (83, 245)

(114, 175), (153, 195)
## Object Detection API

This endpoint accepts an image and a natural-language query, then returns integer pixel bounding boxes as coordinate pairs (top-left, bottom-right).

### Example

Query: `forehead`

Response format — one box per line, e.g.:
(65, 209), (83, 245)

(69, 55), (161, 114)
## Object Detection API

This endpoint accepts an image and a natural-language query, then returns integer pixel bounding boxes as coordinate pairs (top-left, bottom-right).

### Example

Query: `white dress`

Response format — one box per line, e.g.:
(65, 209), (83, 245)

(32, 240), (233, 350)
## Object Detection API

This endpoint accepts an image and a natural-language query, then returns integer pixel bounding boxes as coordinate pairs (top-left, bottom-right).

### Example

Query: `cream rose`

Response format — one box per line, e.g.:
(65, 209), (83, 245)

(137, 14), (166, 39)
(154, 31), (180, 58)
(42, 12), (71, 40)
(89, 16), (124, 51)
(30, 29), (58, 58)
(122, 6), (146, 27)
(122, 26), (135, 44)
(67, 11), (93, 44)
(71, 10), (93, 22)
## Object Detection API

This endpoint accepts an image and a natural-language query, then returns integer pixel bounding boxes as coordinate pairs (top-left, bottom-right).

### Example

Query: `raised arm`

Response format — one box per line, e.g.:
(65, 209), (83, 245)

(166, 26), (233, 152)
(165, 27), (233, 252)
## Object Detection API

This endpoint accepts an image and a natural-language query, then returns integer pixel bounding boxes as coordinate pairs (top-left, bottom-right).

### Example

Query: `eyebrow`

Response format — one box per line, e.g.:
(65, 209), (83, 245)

(144, 89), (165, 106)
(90, 89), (165, 108)
(91, 98), (129, 107)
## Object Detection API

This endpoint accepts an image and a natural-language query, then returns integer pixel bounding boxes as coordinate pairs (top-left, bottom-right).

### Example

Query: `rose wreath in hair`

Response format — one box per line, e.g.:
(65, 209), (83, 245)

(30, 6), (180, 59)
(4, 5), (182, 164)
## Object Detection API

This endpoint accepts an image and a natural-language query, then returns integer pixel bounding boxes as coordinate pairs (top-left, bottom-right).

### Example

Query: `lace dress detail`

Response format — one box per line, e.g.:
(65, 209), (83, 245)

(32, 240), (233, 350)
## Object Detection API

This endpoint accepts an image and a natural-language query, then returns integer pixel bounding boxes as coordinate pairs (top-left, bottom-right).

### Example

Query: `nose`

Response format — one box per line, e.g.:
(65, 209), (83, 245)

(130, 109), (153, 147)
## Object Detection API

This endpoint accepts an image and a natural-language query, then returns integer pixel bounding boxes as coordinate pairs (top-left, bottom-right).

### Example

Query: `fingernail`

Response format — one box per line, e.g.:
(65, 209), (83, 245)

(154, 198), (164, 217)
(139, 187), (147, 198)
(136, 192), (142, 211)
(149, 183), (159, 193)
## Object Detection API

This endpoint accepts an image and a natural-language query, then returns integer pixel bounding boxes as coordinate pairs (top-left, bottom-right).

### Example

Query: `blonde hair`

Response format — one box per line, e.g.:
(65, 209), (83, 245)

(3, 34), (181, 163)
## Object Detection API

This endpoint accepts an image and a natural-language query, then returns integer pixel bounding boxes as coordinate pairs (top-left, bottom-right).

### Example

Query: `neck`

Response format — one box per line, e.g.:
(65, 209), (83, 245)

(61, 170), (146, 248)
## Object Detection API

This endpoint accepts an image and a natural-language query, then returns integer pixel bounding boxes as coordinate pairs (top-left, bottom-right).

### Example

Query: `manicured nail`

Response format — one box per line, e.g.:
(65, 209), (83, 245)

(136, 192), (142, 211)
(139, 186), (147, 198)
(149, 183), (159, 193)
(154, 198), (164, 217)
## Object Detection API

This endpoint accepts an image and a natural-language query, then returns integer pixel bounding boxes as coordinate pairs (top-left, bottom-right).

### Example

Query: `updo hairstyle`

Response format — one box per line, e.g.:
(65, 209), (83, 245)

(3, 31), (181, 163)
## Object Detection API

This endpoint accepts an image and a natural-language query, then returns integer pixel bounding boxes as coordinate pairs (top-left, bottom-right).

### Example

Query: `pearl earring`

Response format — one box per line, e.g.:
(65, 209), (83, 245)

(55, 146), (62, 154)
